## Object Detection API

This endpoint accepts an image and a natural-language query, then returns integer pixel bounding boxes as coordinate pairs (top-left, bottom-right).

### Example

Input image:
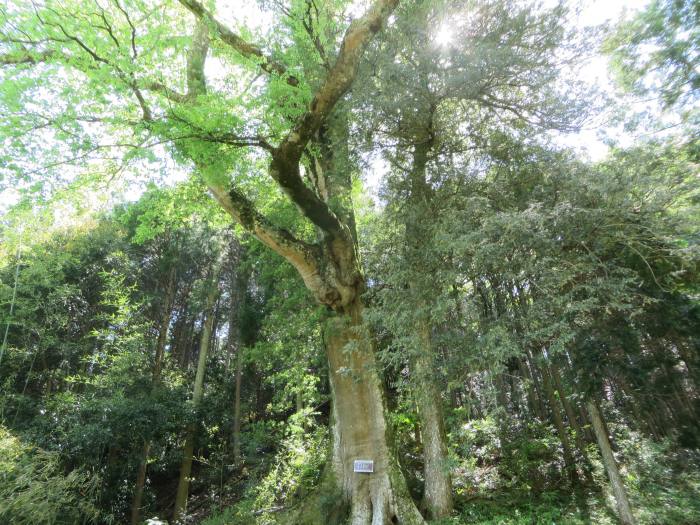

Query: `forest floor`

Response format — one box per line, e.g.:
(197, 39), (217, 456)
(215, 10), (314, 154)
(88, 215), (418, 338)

(449, 485), (700, 524)
(200, 441), (700, 525)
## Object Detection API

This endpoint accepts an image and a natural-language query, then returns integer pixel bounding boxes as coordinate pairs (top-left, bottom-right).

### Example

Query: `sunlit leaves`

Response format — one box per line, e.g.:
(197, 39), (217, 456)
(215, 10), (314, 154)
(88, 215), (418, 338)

(606, 0), (699, 111)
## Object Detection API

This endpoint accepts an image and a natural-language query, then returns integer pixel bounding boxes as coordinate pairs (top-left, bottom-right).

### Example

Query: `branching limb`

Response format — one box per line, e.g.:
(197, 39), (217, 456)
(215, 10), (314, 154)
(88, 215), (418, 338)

(268, 0), (399, 238)
(301, 0), (330, 69)
(181, 19), (326, 293)
(142, 81), (188, 104)
(279, 0), (399, 157)
(177, 0), (299, 86)
(111, 0), (137, 58)
(210, 179), (346, 304)
(25, 2), (153, 120)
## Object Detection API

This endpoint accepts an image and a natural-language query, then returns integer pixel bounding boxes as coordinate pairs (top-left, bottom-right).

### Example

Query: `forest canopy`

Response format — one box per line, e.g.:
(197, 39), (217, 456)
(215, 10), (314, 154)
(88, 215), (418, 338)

(0, 0), (698, 524)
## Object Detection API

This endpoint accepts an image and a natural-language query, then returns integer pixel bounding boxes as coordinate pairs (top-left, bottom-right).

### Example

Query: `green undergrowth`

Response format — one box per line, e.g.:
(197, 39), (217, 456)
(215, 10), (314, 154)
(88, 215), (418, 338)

(0, 425), (105, 524)
(203, 413), (700, 525)
(202, 415), (332, 525)
(440, 480), (700, 525)
(447, 491), (617, 525)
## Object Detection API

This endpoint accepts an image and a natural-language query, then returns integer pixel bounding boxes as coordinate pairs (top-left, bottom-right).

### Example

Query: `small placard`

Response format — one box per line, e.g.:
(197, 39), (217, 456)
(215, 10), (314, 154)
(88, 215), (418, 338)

(353, 459), (374, 473)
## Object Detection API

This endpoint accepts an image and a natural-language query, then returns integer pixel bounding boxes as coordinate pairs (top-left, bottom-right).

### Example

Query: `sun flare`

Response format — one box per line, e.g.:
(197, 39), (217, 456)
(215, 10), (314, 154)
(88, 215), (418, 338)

(434, 24), (455, 47)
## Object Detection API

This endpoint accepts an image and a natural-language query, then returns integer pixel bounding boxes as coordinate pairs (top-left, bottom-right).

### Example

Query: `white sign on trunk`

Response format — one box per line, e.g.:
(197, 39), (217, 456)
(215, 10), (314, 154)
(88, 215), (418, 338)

(353, 459), (374, 473)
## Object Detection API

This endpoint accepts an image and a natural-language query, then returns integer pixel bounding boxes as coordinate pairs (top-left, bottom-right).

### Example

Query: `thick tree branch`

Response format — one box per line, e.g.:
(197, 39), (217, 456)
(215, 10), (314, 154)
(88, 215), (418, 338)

(268, 0), (399, 238)
(142, 81), (188, 103)
(177, 0), (299, 86)
(207, 182), (329, 297)
(0, 49), (55, 65)
(280, 0), (399, 157)
(186, 20), (209, 98)
(182, 20), (327, 295)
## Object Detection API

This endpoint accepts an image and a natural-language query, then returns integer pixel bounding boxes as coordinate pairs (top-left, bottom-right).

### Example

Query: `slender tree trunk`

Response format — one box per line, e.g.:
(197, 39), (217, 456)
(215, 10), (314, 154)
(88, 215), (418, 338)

(509, 368), (521, 414)
(413, 319), (452, 519)
(324, 300), (424, 525)
(224, 239), (246, 465)
(586, 401), (636, 525)
(518, 358), (543, 419)
(232, 343), (243, 465)
(130, 441), (151, 525)
(537, 355), (578, 483)
(550, 364), (585, 445)
(678, 341), (700, 391)
(131, 267), (177, 525)
(179, 320), (195, 369)
(209, 302), (221, 354)
(525, 354), (548, 420)
(153, 267), (177, 383)
(549, 363), (594, 483)
(494, 371), (509, 411)
(171, 305), (188, 366)
(173, 269), (220, 522)
(577, 404), (596, 442)
(401, 130), (453, 519)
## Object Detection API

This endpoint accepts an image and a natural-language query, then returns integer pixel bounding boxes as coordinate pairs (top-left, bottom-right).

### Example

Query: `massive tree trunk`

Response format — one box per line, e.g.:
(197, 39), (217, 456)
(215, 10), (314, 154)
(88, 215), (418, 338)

(324, 300), (425, 525)
(587, 401), (636, 525)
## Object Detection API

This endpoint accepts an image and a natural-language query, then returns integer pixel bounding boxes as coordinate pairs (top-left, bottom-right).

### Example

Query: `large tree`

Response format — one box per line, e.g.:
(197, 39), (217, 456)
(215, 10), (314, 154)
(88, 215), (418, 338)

(0, 0), (427, 522)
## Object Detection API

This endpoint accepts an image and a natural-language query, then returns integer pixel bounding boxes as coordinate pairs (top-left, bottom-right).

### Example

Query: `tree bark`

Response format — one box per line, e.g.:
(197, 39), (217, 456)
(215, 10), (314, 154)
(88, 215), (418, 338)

(224, 239), (246, 465)
(518, 358), (543, 419)
(324, 300), (425, 525)
(153, 267), (178, 383)
(413, 319), (453, 519)
(401, 130), (453, 520)
(550, 364), (584, 445)
(130, 441), (151, 525)
(177, 3), (423, 521)
(586, 401), (636, 525)
(548, 362), (594, 483)
(536, 354), (578, 484)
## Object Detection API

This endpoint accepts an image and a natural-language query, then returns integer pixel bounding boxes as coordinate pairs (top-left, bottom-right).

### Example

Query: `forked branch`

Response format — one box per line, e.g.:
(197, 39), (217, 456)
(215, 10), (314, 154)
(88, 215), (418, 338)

(268, 0), (399, 238)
